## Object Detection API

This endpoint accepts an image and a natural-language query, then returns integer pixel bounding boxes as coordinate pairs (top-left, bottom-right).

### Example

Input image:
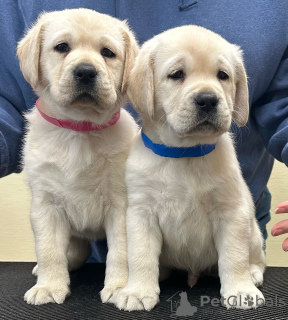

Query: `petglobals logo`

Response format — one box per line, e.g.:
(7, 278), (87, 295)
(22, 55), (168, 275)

(167, 291), (287, 317)
(167, 291), (198, 318)
(200, 294), (287, 308)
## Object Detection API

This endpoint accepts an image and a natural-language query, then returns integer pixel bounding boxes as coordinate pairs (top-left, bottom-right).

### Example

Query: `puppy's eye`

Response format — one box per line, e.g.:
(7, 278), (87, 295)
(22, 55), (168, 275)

(54, 43), (70, 53)
(101, 48), (116, 58)
(168, 70), (184, 80)
(217, 71), (229, 81)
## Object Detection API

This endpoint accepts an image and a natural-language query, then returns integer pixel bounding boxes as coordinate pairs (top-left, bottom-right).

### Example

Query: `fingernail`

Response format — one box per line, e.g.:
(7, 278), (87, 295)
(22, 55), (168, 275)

(275, 208), (286, 213)
(272, 229), (283, 236)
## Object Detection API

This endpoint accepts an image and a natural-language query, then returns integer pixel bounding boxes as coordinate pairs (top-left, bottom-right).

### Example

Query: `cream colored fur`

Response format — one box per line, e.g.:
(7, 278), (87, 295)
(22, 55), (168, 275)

(17, 8), (139, 305)
(115, 25), (266, 311)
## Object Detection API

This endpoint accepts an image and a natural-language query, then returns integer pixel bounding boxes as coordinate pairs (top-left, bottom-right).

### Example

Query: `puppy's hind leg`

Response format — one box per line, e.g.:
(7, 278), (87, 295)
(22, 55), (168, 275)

(249, 219), (266, 287)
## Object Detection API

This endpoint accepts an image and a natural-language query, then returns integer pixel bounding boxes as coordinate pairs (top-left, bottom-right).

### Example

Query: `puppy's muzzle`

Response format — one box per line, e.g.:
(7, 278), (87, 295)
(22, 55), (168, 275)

(73, 63), (97, 86)
(194, 92), (218, 114)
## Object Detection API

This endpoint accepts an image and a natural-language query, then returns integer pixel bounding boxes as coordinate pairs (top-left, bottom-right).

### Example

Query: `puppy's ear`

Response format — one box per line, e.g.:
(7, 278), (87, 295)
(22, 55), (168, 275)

(232, 46), (249, 127)
(120, 23), (139, 94)
(17, 14), (47, 90)
(127, 40), (156, 120)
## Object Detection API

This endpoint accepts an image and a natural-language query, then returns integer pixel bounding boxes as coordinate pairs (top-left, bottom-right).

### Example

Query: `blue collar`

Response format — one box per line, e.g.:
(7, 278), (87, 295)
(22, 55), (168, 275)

(141, 132), (216, 158)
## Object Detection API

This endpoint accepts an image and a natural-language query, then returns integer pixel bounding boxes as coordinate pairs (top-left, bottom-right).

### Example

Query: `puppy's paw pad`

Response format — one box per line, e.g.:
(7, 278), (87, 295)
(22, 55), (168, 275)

(24, 285), (70, 305)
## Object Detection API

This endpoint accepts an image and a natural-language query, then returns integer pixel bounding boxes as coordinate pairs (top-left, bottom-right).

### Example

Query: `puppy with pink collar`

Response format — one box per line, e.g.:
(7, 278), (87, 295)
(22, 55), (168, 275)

(17, 8), (138, 305)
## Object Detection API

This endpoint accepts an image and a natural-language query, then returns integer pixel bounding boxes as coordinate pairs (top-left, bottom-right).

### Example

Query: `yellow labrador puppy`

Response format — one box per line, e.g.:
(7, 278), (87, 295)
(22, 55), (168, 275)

(115, 26), (266, 311)
(17, 8), (138, 305)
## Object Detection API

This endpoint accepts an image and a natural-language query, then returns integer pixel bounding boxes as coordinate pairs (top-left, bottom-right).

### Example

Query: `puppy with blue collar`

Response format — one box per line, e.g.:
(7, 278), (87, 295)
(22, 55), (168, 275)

(114, 25), (266, 311)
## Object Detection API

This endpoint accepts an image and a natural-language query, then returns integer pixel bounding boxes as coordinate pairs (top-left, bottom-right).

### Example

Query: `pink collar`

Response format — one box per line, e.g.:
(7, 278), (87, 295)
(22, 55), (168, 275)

(35, 99), (120, 132)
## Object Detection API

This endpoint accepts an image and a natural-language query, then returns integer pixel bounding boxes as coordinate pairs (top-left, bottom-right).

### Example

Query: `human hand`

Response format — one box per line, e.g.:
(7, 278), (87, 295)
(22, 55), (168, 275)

(271, 201), (288, 251)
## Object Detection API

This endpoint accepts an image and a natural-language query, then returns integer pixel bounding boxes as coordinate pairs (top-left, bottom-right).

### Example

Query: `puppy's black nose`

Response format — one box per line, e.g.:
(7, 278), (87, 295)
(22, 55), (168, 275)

(195, 92), (218, 113)
(73, 64), (97, 85)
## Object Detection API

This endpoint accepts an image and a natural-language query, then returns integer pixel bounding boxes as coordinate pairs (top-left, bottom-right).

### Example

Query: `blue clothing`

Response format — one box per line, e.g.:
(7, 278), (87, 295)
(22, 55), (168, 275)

(0, 1), (287, 261)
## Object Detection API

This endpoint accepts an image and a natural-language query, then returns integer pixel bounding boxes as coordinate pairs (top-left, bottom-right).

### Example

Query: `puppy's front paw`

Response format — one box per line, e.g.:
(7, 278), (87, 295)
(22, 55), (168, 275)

(24, 284), (70, 305)
(115, 286), (160, 311)
(221, 285), (264, 310)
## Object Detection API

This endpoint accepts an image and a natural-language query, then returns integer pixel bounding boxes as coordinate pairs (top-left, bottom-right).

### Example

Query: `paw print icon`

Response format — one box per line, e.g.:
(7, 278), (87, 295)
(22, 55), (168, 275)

(244, 296), (254, 307)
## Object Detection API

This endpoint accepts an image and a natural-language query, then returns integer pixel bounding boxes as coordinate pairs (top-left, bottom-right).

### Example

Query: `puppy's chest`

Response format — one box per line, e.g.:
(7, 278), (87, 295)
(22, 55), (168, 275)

(155, 171), (216, 235)
(26, 122), (128, 235)
(49, 162), (112, 230)
(33, 153), (120, 234)
(156, 179), (217, 269)
(157, 179), (213, 228)
(157, 166), (215, 211)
